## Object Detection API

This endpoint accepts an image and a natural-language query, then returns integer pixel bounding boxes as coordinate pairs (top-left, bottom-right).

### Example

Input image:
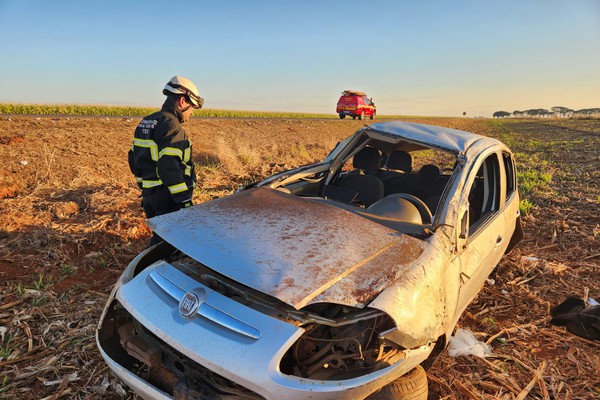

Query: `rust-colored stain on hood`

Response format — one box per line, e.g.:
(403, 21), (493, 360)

(149, 188), (425, 309)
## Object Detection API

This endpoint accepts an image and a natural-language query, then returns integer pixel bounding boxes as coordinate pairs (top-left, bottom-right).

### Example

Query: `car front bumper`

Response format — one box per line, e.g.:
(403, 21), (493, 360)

(96, 260), (427, 399)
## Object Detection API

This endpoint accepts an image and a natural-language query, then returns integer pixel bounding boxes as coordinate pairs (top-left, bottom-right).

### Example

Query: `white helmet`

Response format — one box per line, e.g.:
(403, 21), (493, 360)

(163, 76), (204, 109)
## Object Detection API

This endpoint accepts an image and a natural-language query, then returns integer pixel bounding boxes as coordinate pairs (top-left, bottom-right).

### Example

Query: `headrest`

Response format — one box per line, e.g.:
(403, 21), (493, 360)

(353, 147), (383, 171)
(418, 164), (440, 184)
(386, 151), (413, 172)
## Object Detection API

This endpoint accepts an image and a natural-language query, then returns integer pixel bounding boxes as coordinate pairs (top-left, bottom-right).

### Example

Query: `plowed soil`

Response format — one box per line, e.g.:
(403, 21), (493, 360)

(0, 116), (598, 399)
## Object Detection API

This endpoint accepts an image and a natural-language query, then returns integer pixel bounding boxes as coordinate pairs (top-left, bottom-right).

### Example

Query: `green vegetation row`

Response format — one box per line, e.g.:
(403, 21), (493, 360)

(0, 103), (421, 119)
(0, 103), (338, 119)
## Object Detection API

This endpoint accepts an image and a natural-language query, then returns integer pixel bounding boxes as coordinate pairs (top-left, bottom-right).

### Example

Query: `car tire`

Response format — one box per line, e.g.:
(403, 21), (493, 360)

(339, 113), (346, 119)
(352, 115), (356, 120)
(358, 111), (363, 120)
(370, 113), (374, 120)
(366, 365), (428, 400)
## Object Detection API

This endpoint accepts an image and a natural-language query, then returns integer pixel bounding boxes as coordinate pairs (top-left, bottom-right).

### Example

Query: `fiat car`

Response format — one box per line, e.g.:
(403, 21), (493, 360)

(96, 121), (523, 399)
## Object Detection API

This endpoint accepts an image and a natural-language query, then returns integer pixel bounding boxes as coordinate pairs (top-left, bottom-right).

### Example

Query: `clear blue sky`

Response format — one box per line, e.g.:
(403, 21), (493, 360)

(0, 0), (598, 117)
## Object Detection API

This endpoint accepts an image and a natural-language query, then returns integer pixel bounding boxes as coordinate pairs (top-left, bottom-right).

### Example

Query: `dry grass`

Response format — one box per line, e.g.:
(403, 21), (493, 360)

(0, 116), (598, 399)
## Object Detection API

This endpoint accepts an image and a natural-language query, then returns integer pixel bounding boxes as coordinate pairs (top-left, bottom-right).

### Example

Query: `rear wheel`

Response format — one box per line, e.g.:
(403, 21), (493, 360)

(370, 112), (375, 120)
(358, 111), (363, 120)
(366, 365), (428, 400)
(339, 113), (345, 119)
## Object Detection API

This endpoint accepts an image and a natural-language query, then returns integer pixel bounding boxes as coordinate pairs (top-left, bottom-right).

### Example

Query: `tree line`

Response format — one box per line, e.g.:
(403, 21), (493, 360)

(493, 106), (600, 118)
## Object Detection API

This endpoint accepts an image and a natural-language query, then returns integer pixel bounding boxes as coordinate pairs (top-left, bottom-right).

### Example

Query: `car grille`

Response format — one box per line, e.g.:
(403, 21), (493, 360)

(148, 363), (179, 394)
(105, 301), (265, 400)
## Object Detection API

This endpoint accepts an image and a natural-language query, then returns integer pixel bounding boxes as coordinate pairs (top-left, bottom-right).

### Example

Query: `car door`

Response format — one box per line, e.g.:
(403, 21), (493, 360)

(363, 97), (373, 116)
(500, 150), (521, 252)
(454, 151), (508, 313)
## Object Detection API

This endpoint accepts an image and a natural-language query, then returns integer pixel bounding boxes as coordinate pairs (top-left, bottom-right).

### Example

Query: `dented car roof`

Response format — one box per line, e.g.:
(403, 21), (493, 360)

(366, 121), (501, 154)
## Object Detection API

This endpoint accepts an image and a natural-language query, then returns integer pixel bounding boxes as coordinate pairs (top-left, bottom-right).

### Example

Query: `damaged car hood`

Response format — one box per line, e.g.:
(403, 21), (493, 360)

(148, 188), (425, 309)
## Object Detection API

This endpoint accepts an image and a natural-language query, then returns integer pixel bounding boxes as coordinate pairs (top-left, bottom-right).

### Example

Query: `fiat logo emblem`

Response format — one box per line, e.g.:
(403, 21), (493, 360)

(178, 289), (205, 318)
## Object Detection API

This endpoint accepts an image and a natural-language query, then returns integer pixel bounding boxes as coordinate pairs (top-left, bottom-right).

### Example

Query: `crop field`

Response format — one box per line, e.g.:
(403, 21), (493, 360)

(0, 103), (340, 120)
(0, 115), (598, 399)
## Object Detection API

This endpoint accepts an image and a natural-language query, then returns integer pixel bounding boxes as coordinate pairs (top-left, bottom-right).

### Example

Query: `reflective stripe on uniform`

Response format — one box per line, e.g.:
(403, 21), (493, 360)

(184, 165), (192, 176)
(168, 182), (188, 194)
(159, 147), (184, 160)
(183, 147), (191, 162)
(135, 176), (143, 183)
(142, 179), (163, 188)
(133, 139), (159, 161)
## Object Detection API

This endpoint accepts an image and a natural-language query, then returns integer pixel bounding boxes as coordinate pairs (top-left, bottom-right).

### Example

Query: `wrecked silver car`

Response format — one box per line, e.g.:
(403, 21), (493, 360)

(96, 121), (523, 399)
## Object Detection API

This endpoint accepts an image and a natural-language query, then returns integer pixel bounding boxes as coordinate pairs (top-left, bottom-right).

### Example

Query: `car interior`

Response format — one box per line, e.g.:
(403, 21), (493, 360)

(270, 135), (458, 237)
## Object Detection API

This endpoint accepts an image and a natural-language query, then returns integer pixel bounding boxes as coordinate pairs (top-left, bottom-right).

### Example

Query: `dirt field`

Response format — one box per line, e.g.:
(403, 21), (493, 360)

(0, 116), (598, 399)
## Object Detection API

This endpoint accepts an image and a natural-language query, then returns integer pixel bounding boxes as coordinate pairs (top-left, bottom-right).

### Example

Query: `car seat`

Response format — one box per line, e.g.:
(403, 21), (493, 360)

(382, 151), (413, 181)
(411, 164), (442, 213)
(352, 146), (384, 177)
(383, 151), (418, 195)
(335, 146), (384, 207)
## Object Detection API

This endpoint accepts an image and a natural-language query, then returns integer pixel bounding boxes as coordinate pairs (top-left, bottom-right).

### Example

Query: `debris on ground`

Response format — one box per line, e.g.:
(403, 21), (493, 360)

(550, 295), (600, 340)
(448, 328), (492, 358)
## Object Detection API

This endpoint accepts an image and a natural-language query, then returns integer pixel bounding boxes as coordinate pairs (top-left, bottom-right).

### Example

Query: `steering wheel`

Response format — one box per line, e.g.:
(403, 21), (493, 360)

(385, 193), (433, 224)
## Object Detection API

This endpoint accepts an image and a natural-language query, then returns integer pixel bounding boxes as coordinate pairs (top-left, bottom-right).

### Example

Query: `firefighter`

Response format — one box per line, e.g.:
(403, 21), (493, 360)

(128, 76), (204, 245)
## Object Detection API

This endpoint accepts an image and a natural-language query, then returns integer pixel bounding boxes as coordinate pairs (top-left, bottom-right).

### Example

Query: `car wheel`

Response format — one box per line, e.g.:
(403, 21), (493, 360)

(366, 365), (428, 400)
(339, 113), (346, 119)
(370, 113), (374, 120)
(352, 115), (356, 120)
(358, 111), (363, 120)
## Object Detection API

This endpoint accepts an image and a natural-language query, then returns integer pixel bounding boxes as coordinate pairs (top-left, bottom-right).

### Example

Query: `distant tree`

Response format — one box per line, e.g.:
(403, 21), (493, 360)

(525, 108), (550, 117)
(540, 109), (552, 117)
(551, 106), (574, 118)
(493, 111), (511, 118)
(551, 106), (573, 114)
(575, 108), (600, 116)
(500, 106), (598, 119)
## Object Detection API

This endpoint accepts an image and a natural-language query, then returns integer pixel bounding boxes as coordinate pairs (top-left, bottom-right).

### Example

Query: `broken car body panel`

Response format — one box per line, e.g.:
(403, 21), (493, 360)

(148, 188), (426, 309)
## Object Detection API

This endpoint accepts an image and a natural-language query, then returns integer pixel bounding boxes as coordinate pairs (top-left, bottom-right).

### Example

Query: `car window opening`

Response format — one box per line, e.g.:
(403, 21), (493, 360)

(272, 137), (459, 238)
(467, 153), (502, 234)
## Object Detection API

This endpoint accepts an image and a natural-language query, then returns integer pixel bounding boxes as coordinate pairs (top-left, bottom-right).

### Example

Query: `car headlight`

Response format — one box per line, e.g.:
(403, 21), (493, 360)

(122, 241), (177, 284)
